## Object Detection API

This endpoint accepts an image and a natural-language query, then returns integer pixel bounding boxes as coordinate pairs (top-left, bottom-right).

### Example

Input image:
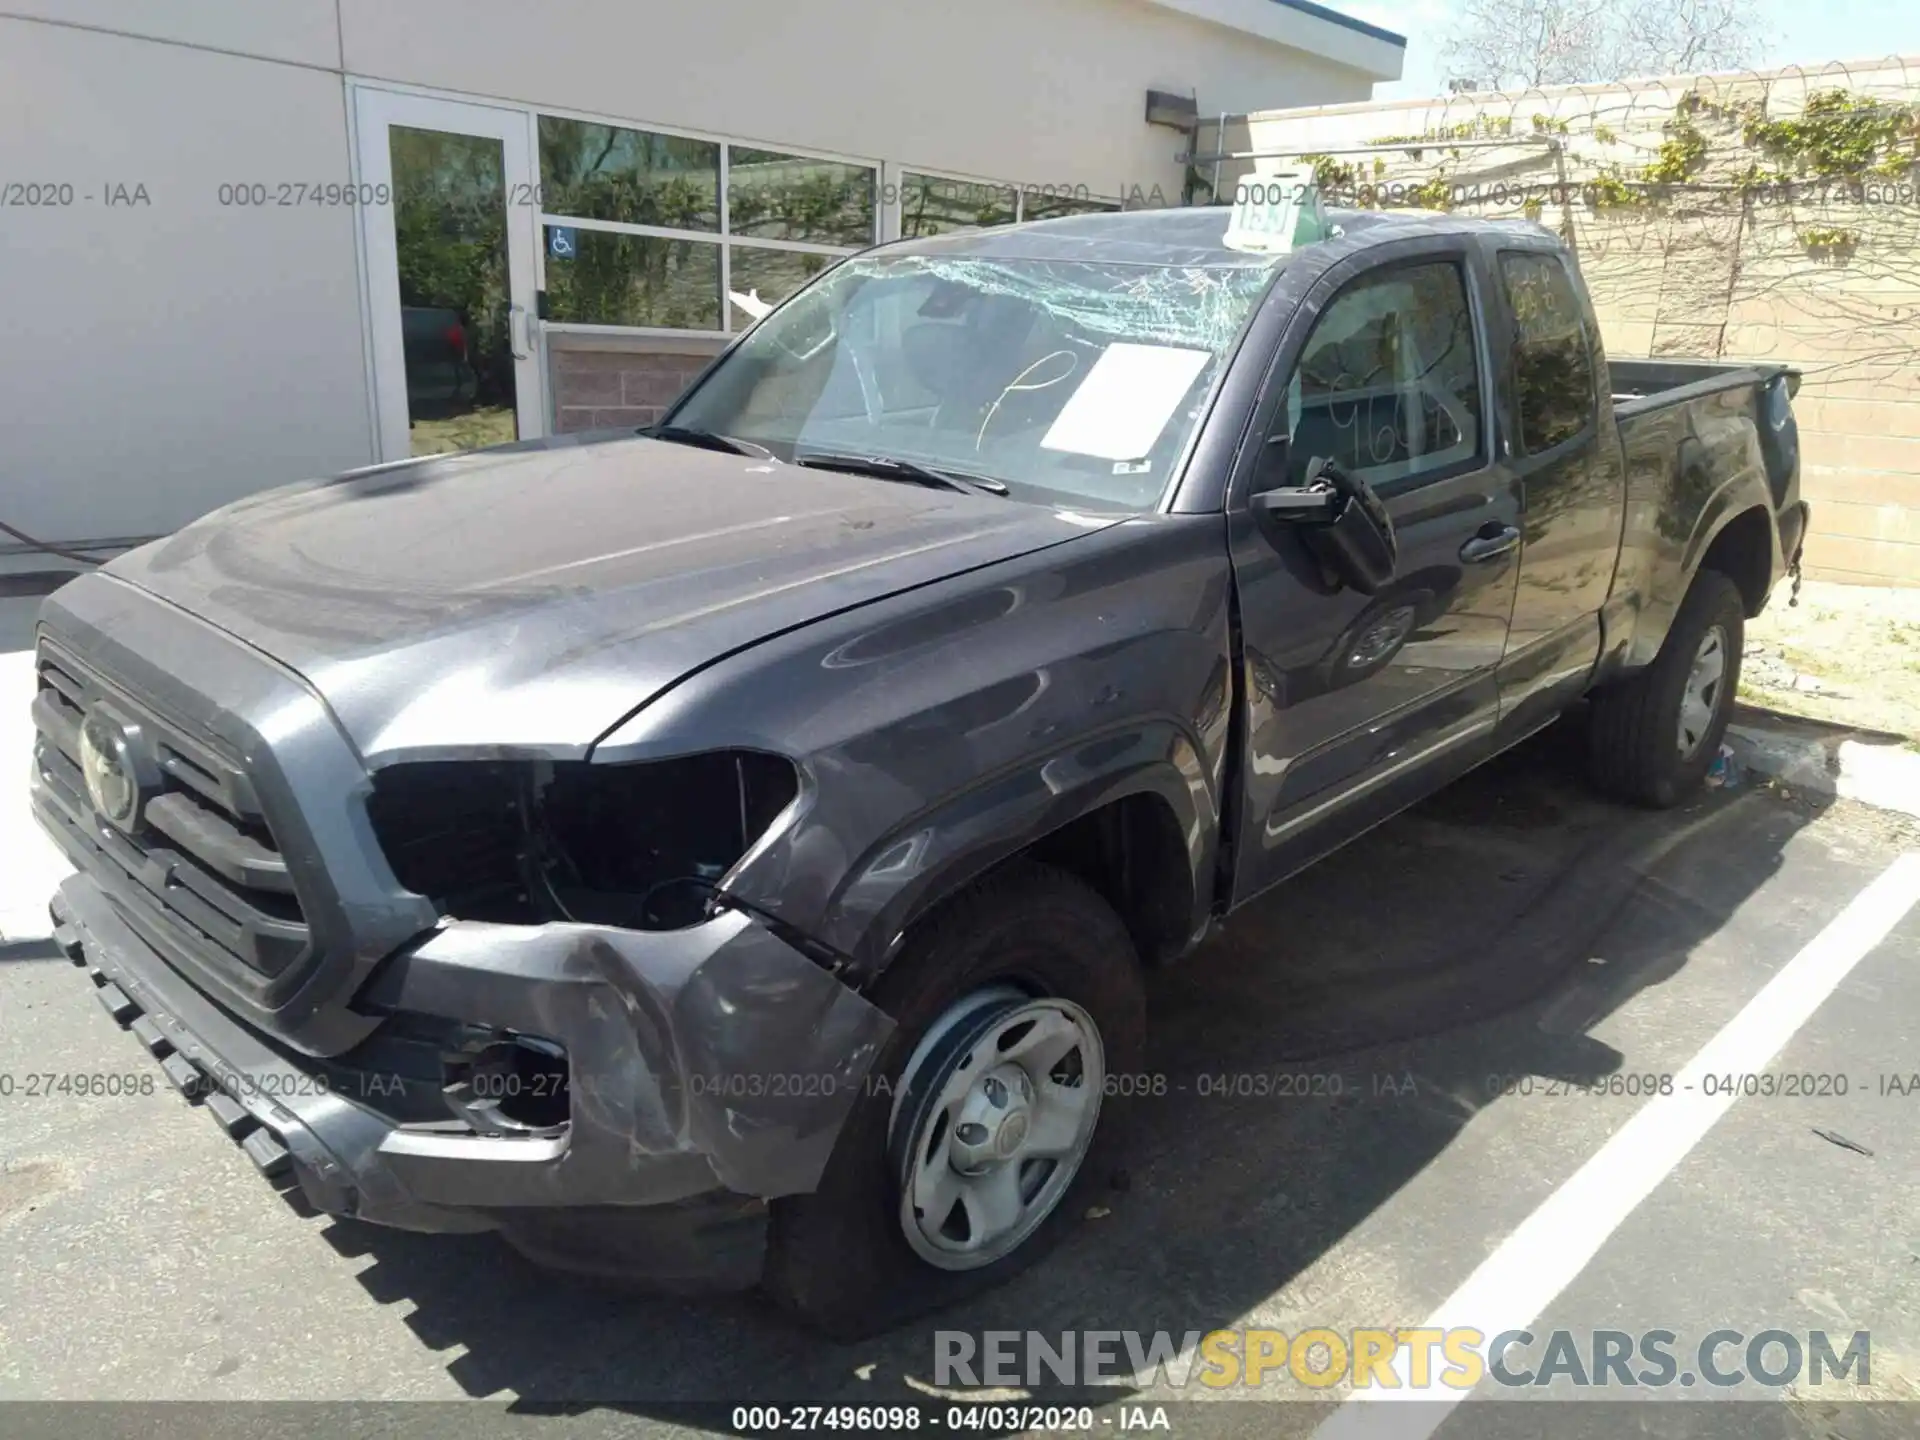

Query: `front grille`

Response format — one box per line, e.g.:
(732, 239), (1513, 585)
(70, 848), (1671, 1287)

(31, 640), (311, 980)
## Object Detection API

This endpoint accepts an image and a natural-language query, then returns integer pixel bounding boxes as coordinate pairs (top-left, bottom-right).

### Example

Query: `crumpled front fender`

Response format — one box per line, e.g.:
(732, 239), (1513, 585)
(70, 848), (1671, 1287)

(360, 908), (896, 1203)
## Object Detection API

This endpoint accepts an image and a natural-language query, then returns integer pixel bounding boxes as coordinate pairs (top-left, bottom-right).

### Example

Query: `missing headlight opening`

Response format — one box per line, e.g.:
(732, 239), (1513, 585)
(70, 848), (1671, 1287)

(366, 751), (799, 929)
(441, 1032), (572, 1134)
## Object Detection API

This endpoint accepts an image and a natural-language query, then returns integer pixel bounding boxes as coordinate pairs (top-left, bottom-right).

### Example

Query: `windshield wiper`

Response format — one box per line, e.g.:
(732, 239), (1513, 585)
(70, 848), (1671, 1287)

(792, 450), (1009, 497)
(643, 424), (774, 460)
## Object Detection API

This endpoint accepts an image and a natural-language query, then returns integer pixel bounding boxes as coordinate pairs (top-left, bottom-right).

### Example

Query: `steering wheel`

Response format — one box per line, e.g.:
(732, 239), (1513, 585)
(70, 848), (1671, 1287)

(975, 350), (1079, 451)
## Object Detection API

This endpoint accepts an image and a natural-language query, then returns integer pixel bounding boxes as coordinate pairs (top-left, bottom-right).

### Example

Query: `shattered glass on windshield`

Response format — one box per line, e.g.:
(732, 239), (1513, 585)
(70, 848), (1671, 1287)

(909, 255), (1273, 353)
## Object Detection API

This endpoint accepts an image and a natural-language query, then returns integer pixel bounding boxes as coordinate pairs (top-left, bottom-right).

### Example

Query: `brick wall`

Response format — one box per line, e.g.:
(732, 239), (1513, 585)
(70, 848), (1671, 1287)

(547, 338), (726, 433)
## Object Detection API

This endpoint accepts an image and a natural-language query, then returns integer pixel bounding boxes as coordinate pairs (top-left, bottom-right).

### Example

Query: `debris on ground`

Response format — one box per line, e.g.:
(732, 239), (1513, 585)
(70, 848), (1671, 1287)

(1704, 743), (1741, 789)
(1743, 580), (1920, 741)
(1812, 1128), (1874, 1158)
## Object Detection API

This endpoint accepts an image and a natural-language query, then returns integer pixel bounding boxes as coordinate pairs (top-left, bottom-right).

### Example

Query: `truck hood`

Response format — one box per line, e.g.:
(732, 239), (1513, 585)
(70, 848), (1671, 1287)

(109, 435), (1120, 762)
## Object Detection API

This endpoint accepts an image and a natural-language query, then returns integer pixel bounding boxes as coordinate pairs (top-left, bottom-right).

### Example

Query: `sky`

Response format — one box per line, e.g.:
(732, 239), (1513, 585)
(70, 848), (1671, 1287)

(1332, 0), (1920, 100)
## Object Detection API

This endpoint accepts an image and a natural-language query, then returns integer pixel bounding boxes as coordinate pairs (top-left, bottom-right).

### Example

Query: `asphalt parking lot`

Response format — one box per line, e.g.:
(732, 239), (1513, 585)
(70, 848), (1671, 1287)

(2, 588), (1917, 1438)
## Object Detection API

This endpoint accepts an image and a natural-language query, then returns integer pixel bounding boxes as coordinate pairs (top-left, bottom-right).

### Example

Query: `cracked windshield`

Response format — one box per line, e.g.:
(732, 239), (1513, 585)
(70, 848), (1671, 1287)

(669, 252), (1280, 509)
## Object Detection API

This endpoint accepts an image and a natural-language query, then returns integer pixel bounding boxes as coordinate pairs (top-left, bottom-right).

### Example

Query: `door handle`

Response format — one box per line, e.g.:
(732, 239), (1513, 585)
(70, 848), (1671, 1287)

(509, 303), (532, 361)
(1460, 524), (1521, 564)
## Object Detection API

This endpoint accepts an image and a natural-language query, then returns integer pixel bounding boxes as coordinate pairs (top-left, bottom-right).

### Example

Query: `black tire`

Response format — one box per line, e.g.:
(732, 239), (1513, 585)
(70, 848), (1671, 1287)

(763, 860), (1145, 1339)
(1588, 569), (1745, 808)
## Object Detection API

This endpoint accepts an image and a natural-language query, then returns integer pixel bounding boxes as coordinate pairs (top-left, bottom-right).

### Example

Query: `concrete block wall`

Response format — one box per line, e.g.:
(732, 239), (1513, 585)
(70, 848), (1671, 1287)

(1211, 56), (1920, 585)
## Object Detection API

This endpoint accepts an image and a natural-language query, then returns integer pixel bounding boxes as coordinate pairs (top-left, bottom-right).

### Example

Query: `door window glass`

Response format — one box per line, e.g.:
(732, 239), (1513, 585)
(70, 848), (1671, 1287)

(390, 126), (519, 455)
(1279, 261), (1483, 489)
(1501, 252), (1595, 456)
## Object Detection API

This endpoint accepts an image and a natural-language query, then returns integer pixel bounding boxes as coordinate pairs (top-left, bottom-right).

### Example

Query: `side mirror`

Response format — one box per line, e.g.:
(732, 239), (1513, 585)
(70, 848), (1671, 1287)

(1252, 454), (1398, 595)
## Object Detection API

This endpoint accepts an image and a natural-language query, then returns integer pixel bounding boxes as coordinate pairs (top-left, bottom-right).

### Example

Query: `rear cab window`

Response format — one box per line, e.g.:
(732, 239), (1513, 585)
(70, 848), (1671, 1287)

(1499, 251), (1597, 457)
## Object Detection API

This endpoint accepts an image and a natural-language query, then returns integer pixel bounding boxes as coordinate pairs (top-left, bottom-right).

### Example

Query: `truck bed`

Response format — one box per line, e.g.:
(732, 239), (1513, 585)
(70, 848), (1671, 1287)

(1606, 356), (1808, 590)
(1610, 357), (1800, 418)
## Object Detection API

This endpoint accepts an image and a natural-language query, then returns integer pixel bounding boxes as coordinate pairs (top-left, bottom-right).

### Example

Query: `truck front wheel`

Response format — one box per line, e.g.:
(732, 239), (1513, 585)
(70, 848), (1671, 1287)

(763, 861), (1145, 1338)
(1588, 569), (1746, 808)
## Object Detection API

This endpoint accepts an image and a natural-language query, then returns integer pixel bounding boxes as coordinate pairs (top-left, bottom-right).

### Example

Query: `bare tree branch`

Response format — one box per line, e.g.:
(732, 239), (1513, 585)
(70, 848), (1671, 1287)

(1441, 0), (1767, 88)
(1615, 0), (1763, 77)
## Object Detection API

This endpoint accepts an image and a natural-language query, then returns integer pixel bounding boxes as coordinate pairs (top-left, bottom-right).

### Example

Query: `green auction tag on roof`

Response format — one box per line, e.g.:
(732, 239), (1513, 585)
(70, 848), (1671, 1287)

(1224, 169), (1329, 255)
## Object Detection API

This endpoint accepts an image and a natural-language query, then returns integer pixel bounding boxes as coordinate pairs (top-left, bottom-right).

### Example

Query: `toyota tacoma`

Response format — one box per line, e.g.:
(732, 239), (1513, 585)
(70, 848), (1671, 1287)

(30, 203), (1808, 1335)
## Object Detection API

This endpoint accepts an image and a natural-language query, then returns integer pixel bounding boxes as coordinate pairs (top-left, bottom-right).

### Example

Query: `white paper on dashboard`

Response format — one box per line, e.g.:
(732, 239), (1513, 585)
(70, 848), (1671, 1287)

(1039, 343), (1212, 460)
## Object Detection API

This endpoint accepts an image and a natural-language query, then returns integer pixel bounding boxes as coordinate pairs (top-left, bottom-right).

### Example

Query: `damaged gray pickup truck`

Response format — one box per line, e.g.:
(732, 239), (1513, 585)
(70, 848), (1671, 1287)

(31, 205), (1808, 1335)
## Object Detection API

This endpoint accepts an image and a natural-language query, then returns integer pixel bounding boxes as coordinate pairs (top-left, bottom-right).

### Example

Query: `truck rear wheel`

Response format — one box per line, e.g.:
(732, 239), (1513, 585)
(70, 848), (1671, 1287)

(763, 861), (1144, 1338)
(1588, 569), (1745, 808)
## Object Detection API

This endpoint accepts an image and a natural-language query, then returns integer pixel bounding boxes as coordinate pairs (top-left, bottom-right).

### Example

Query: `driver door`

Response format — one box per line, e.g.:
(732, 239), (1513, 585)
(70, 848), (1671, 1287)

(1226, 245), (1523, 906)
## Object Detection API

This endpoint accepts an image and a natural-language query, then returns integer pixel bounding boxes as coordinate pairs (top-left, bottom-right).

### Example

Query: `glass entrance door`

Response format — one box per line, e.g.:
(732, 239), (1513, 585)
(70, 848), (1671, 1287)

(354, 89), (545, 460)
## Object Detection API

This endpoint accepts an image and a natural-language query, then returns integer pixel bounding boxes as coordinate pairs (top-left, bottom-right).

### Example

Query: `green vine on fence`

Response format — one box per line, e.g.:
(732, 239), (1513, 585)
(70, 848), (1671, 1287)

(1585, 167), (1648, 211)
(1642, 121), (1710, 186)
(1743, 89), (1920, 178)
(1799, 224), (1862, 259)
(1258, 85), (1920, 252)
(1326, 86), (1920, 246)
(1370, 114), (1517, 162)
(1298, 153), (1360, 191)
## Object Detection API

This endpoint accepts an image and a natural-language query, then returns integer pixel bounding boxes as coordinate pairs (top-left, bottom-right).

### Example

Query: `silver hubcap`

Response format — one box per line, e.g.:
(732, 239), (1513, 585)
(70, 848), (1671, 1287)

(1678, 624), (1728, 759)
(894, 991), (1105, 1271)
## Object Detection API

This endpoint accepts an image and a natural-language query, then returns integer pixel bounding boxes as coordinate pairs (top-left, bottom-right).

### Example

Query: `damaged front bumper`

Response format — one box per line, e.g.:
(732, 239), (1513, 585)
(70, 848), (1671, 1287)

(48, 870), (893, 1289)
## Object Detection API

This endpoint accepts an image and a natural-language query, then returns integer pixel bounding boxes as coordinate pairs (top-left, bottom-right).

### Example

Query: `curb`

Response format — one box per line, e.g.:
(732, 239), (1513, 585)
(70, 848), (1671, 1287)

(1725, 714), (1920, 821)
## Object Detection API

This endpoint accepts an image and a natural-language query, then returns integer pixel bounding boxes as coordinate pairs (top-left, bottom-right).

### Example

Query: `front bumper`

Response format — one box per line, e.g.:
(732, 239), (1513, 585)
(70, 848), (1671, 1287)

(48, 868), (892, 1289)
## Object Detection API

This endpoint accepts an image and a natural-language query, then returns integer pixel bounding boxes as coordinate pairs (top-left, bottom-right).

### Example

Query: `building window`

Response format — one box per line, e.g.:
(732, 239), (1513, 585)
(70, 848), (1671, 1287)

(897, 171), (1121, 239)
(1021, 190), (1123, 222)
(537, 116), (719, 231)
(536, 114), (876, 336)
(542, 226), (722, 331)
(728, 245), (836, 320)
(728, 147), (876, 247)
(899, 172), (1019, 238)
(532, 115), (1122, 336)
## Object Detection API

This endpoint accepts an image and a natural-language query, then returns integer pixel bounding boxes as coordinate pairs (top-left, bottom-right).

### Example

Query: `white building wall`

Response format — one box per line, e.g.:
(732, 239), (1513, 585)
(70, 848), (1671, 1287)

(0, 0), (343, 68)
(0, 1), (1396, 561)
(338, 0), (1384, 204)
(1, 17), (376, 554)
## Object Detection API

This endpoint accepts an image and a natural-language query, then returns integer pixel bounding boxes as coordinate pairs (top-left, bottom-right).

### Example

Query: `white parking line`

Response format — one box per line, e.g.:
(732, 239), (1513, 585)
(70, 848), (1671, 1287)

(0, 646), (75, 942)
(1315, 850), (1920, 1440)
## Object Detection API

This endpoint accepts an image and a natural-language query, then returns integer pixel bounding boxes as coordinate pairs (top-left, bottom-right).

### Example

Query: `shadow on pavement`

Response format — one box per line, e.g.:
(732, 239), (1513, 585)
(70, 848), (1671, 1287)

(302, 722), (1834, 1414)
(0, 937), (61, 963)
(0, 571), (87, 601)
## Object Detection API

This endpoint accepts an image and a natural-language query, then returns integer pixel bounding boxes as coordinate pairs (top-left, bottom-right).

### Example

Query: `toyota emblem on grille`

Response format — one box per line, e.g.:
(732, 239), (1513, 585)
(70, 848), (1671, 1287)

(79, 708), (146, 831)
